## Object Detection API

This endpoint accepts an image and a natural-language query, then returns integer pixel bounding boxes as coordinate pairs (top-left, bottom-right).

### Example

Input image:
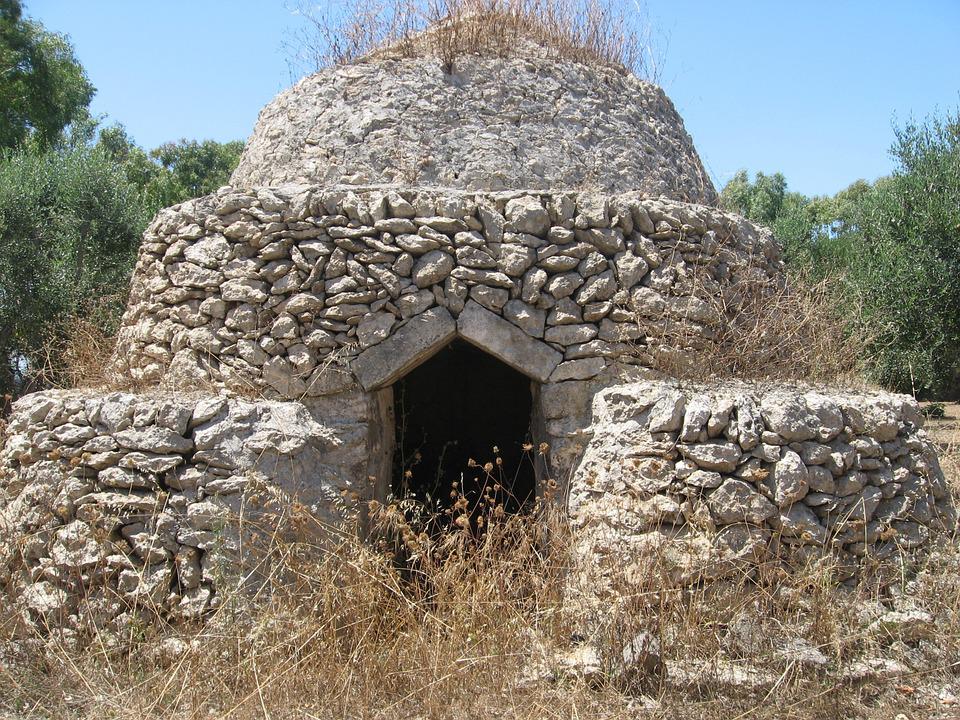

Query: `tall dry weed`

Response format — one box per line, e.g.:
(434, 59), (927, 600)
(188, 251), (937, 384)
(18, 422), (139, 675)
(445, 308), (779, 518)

(631, 268), (869, 386)
(28, 297), (132, 394)
(2, 495), (959, 719)
(286, 0), (662, 79)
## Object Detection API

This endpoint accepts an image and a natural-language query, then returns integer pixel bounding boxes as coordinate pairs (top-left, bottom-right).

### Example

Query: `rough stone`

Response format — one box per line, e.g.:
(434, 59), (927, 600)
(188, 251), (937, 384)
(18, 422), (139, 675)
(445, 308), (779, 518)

(768, 449), (810, 507)
(457, 301), (561, 383)
(708, 479), (778, 525)
(232, 56), (716, 202)
(412, 249), (455, 288)
(352, 307), (456, 390)
(502, 299), (546, 338)
(679, 441), (742, 473)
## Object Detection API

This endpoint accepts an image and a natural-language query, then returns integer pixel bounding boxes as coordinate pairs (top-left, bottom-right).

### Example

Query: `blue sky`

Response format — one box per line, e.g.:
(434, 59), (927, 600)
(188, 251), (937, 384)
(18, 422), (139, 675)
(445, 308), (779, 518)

(26, 0), (960, 198)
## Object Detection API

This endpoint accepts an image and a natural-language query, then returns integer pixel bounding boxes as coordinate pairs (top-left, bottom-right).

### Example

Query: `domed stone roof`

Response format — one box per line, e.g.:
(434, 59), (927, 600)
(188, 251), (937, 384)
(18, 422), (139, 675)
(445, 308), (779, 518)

(231, 55), (717, 204)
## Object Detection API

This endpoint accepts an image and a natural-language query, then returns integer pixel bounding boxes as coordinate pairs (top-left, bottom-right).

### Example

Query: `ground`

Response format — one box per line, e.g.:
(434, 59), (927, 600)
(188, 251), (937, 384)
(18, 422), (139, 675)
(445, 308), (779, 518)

(0, 401), (958, 719)
(925, 402), (960, 484)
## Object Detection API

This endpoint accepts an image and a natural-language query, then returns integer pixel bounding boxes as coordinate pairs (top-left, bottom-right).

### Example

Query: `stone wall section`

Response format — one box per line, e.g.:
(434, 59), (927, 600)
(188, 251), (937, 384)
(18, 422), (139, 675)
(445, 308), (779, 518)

(568, 381), (956, 588)
(114, 185), (780, 398)
(231, 56), (717, 203)
(0, 390), (374, 628)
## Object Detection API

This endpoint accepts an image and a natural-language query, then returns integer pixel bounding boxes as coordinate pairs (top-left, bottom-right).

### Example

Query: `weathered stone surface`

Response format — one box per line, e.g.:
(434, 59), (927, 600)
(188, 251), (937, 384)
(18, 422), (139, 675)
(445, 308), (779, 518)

(503, 299), (546, 338)
(760, 393), (819, 442)
(505, 196), (550, 236)
(685, 469), (723, 489)
(708, 479), (778, 525)
(776, 503), (827, 545)
(0, 385), (388, 628)
(113, 184), (784, 400)
(768, 448), (810, 507)
(648, 390), (685, 433)
(232, 56), (716, 202)
(222, 278), (269, 303)
(114, 427), (193, 455)
(565, 378), (951, 607)
(352, 307), (456, 390)
(456, 301), (561, 383)
(550, 357), (605, 382)
(356, 312), (396, 348)
(469, 285), (509, 312)
(679, 441), (742, 472)
(412, 249), (455, 287)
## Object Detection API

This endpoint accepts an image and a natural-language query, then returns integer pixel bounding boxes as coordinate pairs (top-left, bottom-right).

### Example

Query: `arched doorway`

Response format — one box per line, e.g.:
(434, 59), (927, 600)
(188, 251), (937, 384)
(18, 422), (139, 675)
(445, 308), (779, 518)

(391, 340), (536, 527)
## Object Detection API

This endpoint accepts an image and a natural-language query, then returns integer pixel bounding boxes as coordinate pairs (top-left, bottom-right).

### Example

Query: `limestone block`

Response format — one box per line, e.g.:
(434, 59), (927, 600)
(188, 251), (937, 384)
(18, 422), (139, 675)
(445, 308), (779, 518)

(412, 249), (455, 287)
(456, 301), (561, 383)
(505, 196), (550, 236)
(351, 307), (456, 390)
(767, 448), (810, 507)
(679, 441), (742, 473)
(708, 479), (778, 525)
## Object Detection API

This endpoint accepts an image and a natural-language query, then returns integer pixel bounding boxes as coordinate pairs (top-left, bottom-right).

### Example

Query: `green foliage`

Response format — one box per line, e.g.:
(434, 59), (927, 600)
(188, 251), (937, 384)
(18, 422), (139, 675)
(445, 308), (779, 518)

(148, 138), (244, 208)
(720, 110), (960, 397)
(98, 129), (243, 214)
(719, 170), (787, 225)
(0, 139), (149, 394)
(846, 112), (960, 396)
(0, 0), (94, 149)
(0, 127), (245, 396)
(922, 402), (946, 419)
(0, 3), (244, 397)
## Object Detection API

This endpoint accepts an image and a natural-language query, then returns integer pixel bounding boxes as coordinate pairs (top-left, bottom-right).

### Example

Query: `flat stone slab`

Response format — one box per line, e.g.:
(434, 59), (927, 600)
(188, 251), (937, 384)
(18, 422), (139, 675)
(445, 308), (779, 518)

(351, 307), (456, 390)
(457, 301), (561, 383)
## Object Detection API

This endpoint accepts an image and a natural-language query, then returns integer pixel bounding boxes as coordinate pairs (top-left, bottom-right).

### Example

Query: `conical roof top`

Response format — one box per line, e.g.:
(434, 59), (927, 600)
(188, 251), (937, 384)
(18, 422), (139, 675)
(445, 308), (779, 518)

(232, 54), (716, 204)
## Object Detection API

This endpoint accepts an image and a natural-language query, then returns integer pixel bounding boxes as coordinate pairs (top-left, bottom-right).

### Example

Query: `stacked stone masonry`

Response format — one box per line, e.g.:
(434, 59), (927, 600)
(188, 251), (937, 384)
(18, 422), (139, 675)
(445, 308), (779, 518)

(114, 185), (780, 396)
(0, 50), (956, 632)
(568, 382), (955, 585)
(0, 389), (374, 628)
(231, 56), (716, 203)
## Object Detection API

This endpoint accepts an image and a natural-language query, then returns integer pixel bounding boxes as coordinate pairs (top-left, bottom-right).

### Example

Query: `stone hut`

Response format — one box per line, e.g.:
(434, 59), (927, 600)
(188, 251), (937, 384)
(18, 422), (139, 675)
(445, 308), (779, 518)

(0, 49), (955, 626)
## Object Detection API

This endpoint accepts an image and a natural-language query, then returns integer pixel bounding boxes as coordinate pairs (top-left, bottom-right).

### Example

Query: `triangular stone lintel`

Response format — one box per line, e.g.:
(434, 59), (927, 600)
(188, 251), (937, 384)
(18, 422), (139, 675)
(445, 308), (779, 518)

(351, 307), (457, 391)
(350, 302), (563, 391)
(456, 301), (562, 383)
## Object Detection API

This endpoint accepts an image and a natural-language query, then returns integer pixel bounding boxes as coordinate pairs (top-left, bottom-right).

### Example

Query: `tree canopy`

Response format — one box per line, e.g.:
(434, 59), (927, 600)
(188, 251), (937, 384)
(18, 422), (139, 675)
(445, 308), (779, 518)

(0, 0), (94, 149)
(0, 139), (148, 393)
(0, 4), (244, 396)
(98, 128), (244, 213)
(721, 109), (960, 398)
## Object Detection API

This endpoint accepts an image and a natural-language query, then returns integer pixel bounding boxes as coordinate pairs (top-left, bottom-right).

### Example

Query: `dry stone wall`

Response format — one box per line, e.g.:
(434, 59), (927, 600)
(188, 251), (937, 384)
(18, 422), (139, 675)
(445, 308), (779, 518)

(114, 185), (780, 396)
(568, 381), (956, 590)
(0, 389), (376, 629)
(3, 46), (956, 641)
(232, 56), (716, 203)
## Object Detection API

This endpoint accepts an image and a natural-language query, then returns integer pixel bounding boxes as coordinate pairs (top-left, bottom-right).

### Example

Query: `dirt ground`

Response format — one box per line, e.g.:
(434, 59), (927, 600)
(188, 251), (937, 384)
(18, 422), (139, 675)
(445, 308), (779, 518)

(923, 402), (960, 489)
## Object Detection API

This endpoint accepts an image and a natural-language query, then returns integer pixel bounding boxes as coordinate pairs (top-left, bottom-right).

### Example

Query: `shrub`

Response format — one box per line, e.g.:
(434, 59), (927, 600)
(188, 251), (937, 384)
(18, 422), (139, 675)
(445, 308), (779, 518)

(720, 109), (960, 397)
(844, 112), (960, 397)
(0, 140), (149, 396)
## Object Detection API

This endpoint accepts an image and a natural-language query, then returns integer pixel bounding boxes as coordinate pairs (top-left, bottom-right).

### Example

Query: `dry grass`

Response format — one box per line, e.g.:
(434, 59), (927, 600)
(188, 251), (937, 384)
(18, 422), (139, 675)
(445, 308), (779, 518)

(22, 296), (144, 396)
(285, 0), (662, 78)
(32, 316), (122, 393)
(925, 402), (960, 502)
(632, 266), (869, 387)
(2, 492), (959, 720)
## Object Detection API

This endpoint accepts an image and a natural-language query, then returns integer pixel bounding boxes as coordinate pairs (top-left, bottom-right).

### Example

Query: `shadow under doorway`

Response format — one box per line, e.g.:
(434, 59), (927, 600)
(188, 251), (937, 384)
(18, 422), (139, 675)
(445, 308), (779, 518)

(392, 339), (536, 529)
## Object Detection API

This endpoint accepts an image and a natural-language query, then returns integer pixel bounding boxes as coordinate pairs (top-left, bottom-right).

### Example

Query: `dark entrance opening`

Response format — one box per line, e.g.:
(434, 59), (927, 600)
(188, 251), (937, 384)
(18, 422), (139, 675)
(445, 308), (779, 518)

(392, 339), (536, 527)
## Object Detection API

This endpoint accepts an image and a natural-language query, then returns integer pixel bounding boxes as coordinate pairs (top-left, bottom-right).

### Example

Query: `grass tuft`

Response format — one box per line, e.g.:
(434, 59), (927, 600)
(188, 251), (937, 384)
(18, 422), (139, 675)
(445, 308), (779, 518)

(285, 0), (662, 79)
